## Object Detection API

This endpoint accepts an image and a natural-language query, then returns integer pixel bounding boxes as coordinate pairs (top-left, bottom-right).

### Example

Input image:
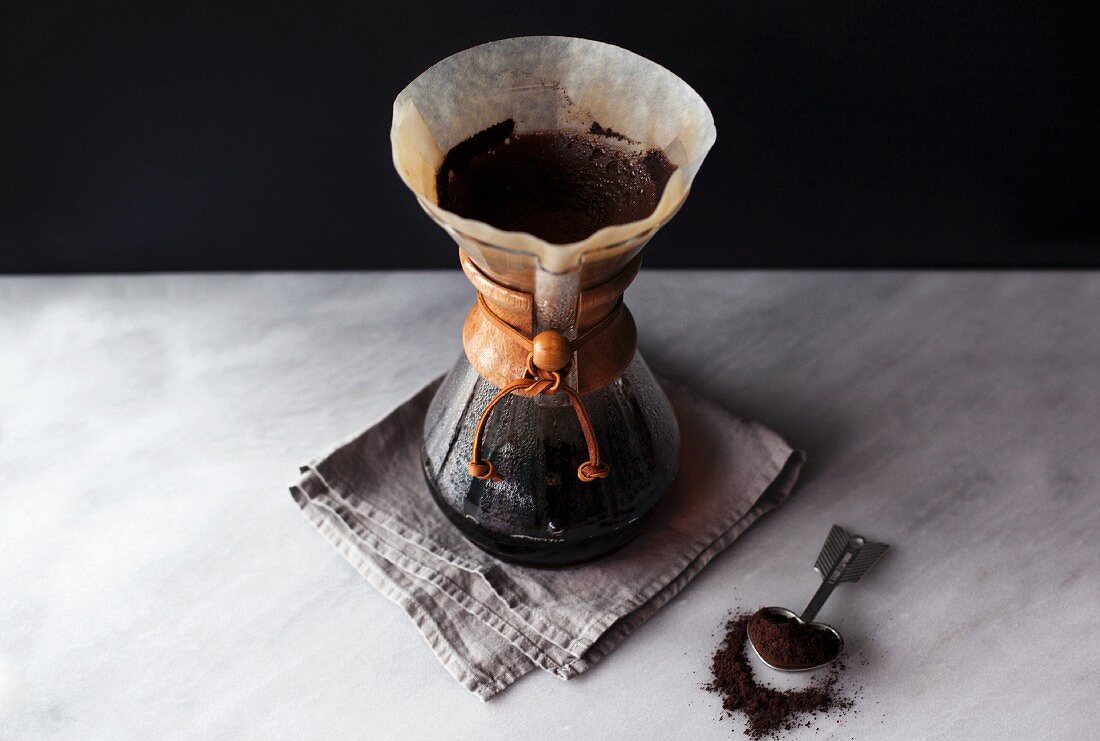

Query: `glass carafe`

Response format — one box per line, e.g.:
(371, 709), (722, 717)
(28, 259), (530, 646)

(391, 37), (715, 565)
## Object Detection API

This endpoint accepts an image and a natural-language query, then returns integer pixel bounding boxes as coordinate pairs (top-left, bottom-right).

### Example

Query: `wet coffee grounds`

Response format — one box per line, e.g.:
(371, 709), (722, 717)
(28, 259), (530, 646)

(747, 609), (841, 670)
(707, 611), (852, 738)
(436, 119), (676, 244)
(588, 121), (631, 141)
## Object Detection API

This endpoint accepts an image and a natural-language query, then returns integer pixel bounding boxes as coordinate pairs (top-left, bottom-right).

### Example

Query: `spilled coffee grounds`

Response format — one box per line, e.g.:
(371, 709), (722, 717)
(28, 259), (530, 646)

(707, 611), (852, 738)
(747, 609), (841, 670)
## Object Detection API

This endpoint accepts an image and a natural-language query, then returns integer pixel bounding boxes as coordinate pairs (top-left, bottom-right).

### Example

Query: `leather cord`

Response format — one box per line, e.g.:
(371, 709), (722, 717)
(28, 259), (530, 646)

(467, 293), (621, 483)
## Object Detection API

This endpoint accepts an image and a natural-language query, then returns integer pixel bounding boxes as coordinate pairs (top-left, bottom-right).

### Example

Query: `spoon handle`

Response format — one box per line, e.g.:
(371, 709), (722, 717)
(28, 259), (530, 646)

(801, 579), (837, 622)
(801, 525), (889, 622)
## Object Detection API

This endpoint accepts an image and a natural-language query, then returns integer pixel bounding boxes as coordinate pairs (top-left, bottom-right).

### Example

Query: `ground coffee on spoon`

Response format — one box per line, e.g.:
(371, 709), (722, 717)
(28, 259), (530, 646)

(747, 609), (841, 670)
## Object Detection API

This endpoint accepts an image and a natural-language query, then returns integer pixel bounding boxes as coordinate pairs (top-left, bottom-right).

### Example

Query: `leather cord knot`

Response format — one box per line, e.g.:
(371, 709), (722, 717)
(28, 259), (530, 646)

(467, 459), (500, 482)
(577, 460), (610, 482)
(468, 294), (620, 484)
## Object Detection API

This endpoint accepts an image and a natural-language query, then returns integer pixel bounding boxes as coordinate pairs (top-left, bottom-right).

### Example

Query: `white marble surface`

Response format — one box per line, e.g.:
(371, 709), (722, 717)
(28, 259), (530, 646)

(2, 271), (1099, 740)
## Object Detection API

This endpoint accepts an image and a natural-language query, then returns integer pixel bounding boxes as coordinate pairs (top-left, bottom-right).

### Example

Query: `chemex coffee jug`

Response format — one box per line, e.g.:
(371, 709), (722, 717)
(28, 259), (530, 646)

(390, 37), (715, 565)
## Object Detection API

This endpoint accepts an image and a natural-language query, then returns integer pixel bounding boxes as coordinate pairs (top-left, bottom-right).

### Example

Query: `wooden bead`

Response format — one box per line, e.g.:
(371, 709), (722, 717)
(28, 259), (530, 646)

(531, 330), (571, 371)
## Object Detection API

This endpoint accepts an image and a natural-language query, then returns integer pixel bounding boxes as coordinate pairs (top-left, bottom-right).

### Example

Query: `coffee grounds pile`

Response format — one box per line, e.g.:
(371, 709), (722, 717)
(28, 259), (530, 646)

(747, 609), (841, 670)
(707, 611), (852, 738)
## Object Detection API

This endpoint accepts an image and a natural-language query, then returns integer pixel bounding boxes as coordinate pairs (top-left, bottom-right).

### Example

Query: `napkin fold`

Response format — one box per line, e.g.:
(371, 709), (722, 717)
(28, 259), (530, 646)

(291, 378), (803, 700)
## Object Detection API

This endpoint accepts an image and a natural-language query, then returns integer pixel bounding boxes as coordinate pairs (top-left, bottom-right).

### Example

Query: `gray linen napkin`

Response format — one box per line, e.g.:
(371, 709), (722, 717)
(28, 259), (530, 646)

(290, 377), (804, 700)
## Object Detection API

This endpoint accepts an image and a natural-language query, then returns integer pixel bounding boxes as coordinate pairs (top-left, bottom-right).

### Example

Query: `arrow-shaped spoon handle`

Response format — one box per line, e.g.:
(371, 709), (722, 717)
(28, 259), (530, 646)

(801, 525), (889, 622)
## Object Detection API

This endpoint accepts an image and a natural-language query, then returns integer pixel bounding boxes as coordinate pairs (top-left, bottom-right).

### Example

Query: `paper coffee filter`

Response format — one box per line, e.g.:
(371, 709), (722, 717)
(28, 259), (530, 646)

(391, 36), (716, 277)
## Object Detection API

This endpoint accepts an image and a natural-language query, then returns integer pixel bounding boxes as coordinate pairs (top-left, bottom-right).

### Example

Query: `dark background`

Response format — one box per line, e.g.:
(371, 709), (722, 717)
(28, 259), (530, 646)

(1, 0), (1097, 273)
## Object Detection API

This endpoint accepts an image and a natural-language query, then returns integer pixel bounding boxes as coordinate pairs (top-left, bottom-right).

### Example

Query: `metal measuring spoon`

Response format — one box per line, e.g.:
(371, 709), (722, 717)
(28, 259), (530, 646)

(749, 525), (889, 672)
